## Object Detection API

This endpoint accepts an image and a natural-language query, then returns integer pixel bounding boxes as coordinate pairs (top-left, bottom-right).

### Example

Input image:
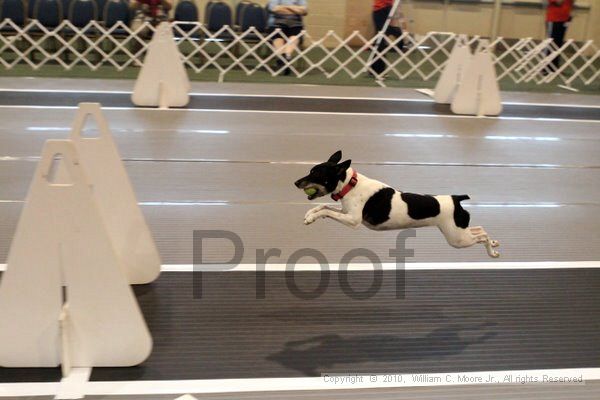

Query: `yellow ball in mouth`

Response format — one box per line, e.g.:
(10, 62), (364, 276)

(304, 187), (318, 196)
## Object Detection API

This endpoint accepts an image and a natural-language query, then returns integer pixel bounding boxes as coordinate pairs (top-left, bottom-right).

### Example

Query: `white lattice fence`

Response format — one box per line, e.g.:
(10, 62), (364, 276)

(0, 19), (598, 88)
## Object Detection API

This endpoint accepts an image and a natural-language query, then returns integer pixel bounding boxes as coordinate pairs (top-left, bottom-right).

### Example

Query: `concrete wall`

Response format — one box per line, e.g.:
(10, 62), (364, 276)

(172, 0), (599, 43)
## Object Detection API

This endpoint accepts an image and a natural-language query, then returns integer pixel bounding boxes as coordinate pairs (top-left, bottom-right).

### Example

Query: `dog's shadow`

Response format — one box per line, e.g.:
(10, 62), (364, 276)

(267, 322), (498, 376)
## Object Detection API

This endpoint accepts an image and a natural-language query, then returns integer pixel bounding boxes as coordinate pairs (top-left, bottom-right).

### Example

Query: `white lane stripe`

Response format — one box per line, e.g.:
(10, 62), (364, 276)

(2, 261), (599, 273)
(0, 88), (132, 94)
(1, 88), (599, 109)
(55, 368), (92, 400)
(1, 368), (599, 397)
(162, 261), (600, 272)
(0, 88), (431, 102)
(0, 382), (59, 397)
(0, 105), (598, 123)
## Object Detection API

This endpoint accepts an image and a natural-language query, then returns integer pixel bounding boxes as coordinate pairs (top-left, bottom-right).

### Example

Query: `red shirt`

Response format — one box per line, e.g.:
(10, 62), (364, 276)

(373, 0), (394, 11)
(546, 0), (573, 22)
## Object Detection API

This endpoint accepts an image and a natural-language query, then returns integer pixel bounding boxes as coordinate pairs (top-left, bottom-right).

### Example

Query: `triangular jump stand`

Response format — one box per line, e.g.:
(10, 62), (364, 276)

(450, 41), (503, 116)
(0, 140), (153, 371)
(132, 22), (190, 108)
(61, 103), (161, 284)
(434, 35), (472, 104)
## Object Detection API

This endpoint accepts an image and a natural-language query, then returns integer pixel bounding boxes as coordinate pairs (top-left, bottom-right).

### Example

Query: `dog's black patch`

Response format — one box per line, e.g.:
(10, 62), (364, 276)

(363, 187), (395, 225)
(452, 195), (471, 228)
(401, 192), (441, 220)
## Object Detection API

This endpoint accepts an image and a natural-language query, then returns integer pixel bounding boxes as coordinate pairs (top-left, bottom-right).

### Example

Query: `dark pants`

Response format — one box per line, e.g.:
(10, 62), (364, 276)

(371, 6), (404, 75)
(547, 21), (567, 70)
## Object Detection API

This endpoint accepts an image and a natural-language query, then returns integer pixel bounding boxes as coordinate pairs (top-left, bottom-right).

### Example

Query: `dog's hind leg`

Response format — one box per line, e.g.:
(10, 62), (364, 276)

(438, 222), (500, 258)
(468, 226), (500, 258)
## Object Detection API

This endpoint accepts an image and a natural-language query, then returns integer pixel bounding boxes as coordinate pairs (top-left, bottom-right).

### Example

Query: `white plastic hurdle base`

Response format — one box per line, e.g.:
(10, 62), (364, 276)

(0, 140), (153, 371)
(434, 35), (472, 105)
(132, 22), (190, 108)
(59, 103), (161, 285)
(451, 43), (503, 116)
(433, 38), (502, 117)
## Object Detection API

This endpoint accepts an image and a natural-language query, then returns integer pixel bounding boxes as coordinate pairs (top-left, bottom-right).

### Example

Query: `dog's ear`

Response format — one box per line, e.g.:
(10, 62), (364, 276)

(337, 159), (352, 173)
(327, 150), (342, 164)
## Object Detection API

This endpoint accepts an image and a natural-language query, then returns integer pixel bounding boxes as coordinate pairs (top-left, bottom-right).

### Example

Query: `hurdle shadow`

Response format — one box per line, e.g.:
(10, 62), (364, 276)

(266, 322), (498, 376)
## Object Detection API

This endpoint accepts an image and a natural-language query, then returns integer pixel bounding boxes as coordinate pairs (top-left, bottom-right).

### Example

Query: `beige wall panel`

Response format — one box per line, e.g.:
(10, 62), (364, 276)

(345, 0), (373, 37)
(566, 9), (591, 42)
(498, 6), (545, 40)
(404, 2), (447, 35)
(446, 3), (493, 37)
(590, 1), (600, 44)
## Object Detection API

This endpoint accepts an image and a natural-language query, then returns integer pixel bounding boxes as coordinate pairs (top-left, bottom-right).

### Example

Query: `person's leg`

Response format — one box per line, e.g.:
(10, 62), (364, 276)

(549, 21), (567, 70)
(284, 27), (302, 57)
(371, 7), (390, 75)
(273, 38), (285, 54)
(269, 27), (286, 71)
(281, 26), (302, 75)
(386, 25), (404, 52)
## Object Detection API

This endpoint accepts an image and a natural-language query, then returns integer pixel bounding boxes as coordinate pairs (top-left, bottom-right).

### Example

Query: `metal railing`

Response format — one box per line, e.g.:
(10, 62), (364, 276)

(0, 19), (598, 89)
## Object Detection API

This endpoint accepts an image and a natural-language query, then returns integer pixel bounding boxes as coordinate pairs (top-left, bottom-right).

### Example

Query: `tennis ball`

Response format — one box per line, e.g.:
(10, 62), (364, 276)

(304, 187), (318, 196)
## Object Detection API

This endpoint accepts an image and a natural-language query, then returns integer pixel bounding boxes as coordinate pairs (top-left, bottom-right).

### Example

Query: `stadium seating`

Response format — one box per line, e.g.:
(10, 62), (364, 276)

(33, 0), (63, 28)
(205, 1), (233, 33)
(239, 2), (266, 33)
(0, 0), (27, 28)
(68, 0), (98, 28)
(174, 0), (199, 32)
(103, 0), (129, 32)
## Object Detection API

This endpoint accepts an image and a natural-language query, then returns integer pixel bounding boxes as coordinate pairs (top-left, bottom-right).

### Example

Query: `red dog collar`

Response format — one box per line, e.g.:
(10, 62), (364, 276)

(331, 170), (358, 201)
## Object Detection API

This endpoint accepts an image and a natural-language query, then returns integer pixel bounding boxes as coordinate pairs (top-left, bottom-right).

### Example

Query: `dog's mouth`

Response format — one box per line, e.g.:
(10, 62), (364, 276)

(302, 184), (325, 201)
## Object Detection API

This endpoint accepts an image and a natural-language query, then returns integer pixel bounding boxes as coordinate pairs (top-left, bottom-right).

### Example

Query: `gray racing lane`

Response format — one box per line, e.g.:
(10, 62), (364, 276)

(0, 85), (599, 389)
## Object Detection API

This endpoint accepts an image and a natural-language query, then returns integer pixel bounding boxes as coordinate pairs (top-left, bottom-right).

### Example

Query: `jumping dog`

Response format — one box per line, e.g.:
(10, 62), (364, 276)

(294, 151), (500, 258)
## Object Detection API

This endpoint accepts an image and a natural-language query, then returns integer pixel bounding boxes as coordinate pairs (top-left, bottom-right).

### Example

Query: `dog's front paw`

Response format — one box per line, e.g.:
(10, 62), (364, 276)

(304, 206), (323, 220)
(304, 214), (317, 225)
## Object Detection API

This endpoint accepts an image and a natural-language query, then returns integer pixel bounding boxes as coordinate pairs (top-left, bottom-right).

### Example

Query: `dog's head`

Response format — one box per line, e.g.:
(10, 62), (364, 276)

(294, 150), (352, 200)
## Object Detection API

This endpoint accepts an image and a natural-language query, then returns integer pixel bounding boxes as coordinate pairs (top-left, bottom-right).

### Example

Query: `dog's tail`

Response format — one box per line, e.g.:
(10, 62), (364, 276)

(451, 195), (470, 228)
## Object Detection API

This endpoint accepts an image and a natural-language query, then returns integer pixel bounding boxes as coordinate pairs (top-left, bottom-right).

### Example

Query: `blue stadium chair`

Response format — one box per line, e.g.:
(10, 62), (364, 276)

(101, 0), (131, 59)
(103, 0), (129, 33)
(65, 0), (98, 63)
(62, 0), (71, 18)
(174, 0), (198, 32)
(0, 0), (27, 27)
(235, 0), (251, 28)
(239, 2), (266, 33)
(28, 0), (38, 18)
(205, 1), (232, 33)
(68, 0), (97, 28)
(29, 0), (63, 61)
(33, 0), (63, 28)
(95, 0), (106, 20)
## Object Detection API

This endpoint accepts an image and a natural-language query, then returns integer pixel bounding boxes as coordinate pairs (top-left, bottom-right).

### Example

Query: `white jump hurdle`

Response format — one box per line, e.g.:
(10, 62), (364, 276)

(0, 104), (157, 377)
(434, 38), (503, 117)
(132, 22), (191, 109)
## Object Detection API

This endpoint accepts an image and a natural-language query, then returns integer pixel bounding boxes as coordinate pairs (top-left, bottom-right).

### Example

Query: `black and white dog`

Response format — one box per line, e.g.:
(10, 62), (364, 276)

(295, 151), (500, 258)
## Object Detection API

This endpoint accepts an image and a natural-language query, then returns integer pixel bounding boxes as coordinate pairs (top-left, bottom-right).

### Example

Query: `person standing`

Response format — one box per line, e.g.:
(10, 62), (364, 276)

(371, 0), (405, 76)
(546, 0), (574, 69)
